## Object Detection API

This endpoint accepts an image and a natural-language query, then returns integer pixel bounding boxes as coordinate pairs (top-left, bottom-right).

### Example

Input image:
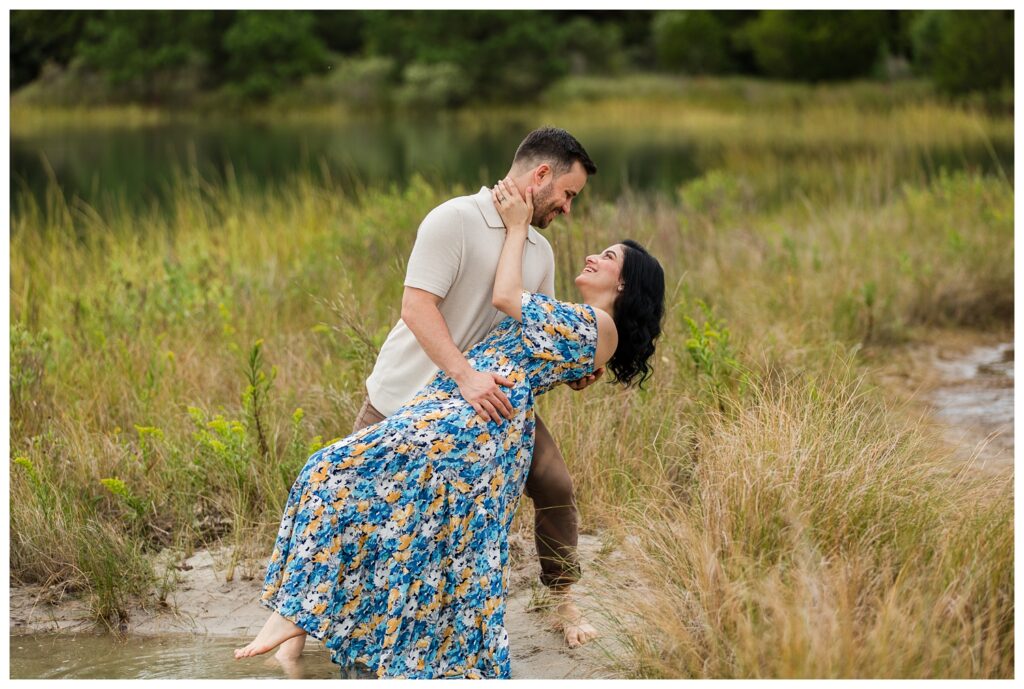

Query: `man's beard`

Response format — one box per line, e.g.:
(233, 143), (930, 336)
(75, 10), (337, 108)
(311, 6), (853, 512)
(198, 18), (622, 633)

(530, 185), (558, 228)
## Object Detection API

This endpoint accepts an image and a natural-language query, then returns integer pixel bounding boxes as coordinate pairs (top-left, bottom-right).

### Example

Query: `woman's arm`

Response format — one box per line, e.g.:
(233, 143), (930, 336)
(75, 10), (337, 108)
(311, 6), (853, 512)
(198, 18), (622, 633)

(491, 179), (534, 321)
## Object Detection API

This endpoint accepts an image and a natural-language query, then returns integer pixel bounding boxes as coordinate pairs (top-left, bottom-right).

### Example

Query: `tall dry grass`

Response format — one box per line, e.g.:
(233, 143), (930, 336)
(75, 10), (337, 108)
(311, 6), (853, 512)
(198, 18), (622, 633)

(561, 365), (1012, 678)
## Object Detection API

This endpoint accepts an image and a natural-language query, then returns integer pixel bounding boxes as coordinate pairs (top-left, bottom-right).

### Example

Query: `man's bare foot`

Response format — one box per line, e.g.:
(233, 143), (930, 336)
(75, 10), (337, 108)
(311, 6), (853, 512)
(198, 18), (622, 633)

(234, 611), (306, 659)
(548, 588), (599, 648)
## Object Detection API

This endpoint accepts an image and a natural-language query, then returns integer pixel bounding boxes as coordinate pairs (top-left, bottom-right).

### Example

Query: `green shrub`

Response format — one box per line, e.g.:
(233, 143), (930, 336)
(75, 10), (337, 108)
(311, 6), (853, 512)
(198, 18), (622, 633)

(277, 55), (397, 110)
(563, 15), (627, 75)
(75, 11), (211, 105)
(653, 11), (735, 75)
(99, 477), (149, 521)
(362, 10), (569, 103)
(678, 170), (754, 220)
(394, 61), (470, 110)
(680, 299), (747, 409)
(11, 10), (90, 89)
(11, 323), (51, 411)
(12, 58), (119, 107)
(743, 10), (888, 81)
(328, 55), (395, 109)
(910, 11), (1013, 94)
(222, 10), (328, 102)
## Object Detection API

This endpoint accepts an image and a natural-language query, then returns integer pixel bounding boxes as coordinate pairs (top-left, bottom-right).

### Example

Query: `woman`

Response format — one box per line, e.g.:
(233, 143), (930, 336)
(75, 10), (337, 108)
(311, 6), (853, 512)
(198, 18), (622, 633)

(234, 180), (665, 678)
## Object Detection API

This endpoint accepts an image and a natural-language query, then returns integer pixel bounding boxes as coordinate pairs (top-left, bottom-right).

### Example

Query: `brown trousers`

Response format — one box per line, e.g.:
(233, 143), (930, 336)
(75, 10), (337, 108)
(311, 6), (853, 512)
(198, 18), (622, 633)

(353, 396), (580, 589)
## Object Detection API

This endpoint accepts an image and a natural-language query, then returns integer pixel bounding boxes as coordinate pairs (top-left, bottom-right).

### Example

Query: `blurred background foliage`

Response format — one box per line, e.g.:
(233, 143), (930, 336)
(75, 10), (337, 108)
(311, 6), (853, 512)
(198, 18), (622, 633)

(11, 9), (1014, 109)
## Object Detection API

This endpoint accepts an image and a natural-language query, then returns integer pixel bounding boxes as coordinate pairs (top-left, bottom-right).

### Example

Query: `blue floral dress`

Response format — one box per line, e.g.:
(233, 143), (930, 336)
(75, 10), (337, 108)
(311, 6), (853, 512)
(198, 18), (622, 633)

(259, 291), (598, 679)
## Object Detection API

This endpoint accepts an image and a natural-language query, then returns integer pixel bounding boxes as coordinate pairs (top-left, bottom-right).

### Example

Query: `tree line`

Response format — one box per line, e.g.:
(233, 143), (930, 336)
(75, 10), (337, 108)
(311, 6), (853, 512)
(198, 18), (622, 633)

(11, 10), (1013, 107)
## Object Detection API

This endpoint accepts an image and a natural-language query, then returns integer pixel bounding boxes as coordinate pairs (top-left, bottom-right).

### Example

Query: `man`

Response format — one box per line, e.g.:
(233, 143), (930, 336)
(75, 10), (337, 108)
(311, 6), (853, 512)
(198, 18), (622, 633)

(277, 127), (599, 667)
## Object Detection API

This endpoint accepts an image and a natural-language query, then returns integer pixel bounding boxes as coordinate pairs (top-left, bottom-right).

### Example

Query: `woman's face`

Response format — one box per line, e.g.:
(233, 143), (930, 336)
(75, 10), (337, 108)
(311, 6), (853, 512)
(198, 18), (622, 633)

(574, 243), (625, 295)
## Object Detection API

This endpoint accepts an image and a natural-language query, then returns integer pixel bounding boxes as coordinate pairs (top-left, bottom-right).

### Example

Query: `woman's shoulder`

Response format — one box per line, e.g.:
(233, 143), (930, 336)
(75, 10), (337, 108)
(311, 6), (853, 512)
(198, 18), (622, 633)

(591, 306), (616, 333)
(591, 307), (618, 368)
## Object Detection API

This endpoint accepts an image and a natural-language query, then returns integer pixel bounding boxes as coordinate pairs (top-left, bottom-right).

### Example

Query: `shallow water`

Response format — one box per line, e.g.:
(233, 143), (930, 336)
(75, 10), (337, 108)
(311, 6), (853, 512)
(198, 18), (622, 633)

(9, 633), (343, 679)
(930, 342), (1014, 467)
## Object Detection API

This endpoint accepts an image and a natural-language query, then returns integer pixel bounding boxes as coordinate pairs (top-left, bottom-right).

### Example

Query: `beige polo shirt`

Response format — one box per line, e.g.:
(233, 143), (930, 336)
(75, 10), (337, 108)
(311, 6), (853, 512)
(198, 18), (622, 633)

(365, 186), (556, 416)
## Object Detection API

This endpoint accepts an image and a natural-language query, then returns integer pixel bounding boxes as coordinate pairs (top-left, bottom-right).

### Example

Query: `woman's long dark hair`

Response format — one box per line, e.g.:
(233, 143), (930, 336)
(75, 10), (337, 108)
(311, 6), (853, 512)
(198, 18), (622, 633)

(608, 239), (665, 388)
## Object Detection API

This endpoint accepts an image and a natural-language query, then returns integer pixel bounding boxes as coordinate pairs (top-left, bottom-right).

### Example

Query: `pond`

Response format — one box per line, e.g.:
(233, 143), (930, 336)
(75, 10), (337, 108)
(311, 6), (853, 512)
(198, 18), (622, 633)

(10, 113), (1012, 211)
(9, 632), (345, 679)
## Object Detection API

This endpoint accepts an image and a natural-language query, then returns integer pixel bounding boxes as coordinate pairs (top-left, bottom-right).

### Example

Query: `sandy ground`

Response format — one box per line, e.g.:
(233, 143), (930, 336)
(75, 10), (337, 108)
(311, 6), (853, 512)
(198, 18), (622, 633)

(9, 532), (626, 679)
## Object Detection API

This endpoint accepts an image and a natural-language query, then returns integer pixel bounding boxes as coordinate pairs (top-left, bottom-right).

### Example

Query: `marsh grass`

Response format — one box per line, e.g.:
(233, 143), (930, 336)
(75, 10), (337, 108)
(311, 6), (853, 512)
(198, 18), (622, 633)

(9, 87), (1013, 677)
(591, 371), (1013, 678)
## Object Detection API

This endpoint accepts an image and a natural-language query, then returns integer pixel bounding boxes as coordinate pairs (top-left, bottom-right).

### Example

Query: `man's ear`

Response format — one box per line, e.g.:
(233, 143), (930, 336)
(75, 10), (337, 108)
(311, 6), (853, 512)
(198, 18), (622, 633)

(533, 163), (551, 185)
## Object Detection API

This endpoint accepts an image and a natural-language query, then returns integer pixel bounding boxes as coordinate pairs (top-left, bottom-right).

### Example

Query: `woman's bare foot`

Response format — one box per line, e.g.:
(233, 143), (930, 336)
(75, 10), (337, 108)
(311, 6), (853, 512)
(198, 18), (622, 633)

(274, 634), (307, 664)
(548, 587), (599, 648)
(234, 611), (306, 659)
(265, 654), (305, 679)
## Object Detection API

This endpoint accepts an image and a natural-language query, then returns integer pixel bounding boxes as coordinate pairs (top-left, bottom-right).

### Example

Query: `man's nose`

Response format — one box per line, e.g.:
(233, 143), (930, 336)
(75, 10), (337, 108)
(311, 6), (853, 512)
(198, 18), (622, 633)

(562, 198), (573, 215)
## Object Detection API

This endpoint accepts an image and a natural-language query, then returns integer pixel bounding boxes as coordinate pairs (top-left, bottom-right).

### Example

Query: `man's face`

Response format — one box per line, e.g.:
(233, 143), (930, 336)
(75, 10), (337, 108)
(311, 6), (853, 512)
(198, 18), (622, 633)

(530, 161), (588, 229)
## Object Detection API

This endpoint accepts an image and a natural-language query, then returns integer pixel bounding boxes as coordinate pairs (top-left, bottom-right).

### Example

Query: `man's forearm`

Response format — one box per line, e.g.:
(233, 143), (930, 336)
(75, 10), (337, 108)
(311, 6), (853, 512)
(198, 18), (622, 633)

(403, 302), (475, 383)
(401, 286), (513, 422)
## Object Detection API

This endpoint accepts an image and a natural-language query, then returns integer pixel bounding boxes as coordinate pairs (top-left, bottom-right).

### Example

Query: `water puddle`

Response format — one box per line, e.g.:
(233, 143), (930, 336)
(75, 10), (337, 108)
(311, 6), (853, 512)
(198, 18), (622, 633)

(928, 342), (1013, 469)
(9, 633), (342, 679)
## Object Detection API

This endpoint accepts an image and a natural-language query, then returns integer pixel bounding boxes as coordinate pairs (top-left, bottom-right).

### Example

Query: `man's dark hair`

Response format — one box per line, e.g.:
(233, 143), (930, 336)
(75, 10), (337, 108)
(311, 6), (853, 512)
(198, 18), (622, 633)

(512, 126), (597, 177)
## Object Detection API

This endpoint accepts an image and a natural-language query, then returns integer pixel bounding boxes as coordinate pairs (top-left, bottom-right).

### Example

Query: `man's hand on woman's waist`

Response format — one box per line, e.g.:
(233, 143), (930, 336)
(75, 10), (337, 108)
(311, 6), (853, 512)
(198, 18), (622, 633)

(453, 366), (514, 423)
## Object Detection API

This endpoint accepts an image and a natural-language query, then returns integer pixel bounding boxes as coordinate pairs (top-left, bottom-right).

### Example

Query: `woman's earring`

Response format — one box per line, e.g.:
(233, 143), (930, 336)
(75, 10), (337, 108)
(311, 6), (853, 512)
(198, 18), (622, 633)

(617, 284), (624, 292)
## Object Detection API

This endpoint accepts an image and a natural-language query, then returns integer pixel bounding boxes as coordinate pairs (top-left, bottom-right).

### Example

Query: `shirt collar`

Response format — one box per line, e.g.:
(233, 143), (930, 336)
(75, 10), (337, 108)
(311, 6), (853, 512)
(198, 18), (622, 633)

(475, 186), (539, 245)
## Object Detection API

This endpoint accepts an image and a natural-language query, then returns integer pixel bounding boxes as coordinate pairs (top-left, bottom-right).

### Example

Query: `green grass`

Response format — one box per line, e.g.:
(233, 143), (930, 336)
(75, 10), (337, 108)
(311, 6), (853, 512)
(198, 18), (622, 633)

(9, 85), (1013, 677)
